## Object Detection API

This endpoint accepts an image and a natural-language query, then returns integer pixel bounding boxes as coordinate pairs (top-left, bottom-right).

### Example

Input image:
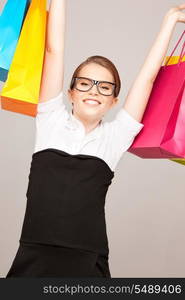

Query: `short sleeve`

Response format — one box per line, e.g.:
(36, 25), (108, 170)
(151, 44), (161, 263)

(34, 91), (69, 153)
(35, 90), (69, 127)
(114, 108), (144, 136)
(106, 107), (144, 157)
(37, 90), (66, 113)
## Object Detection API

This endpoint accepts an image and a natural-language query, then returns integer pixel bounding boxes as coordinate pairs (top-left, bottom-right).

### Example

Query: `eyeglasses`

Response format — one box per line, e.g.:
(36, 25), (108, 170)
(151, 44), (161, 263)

(72, 77), (116, 96)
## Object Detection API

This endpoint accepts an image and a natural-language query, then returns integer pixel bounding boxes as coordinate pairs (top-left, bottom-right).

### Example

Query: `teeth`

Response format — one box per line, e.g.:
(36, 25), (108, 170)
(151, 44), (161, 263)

(84, 100), (100, 105)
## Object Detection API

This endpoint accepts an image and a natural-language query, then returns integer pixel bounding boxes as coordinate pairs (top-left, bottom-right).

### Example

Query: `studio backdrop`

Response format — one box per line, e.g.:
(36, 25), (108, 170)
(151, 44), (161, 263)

(0, 0), (185, 277)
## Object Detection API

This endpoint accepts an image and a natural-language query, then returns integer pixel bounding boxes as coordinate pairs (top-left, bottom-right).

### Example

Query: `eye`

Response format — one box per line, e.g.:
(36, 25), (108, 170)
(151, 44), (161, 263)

(81, 82), (88, 86)
(102, 86), (109, 90)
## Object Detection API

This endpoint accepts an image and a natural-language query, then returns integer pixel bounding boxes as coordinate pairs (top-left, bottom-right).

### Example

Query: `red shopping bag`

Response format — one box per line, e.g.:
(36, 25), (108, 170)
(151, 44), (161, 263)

(128, 30), (185, 159)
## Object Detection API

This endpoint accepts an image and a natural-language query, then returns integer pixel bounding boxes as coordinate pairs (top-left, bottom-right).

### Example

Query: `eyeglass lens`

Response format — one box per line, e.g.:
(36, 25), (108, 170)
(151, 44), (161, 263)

(74, 78), (114, 96)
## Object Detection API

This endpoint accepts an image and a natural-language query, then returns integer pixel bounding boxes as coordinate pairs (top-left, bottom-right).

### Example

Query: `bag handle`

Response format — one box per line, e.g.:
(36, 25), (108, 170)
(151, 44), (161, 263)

(165, 30), (185, 66)
(178, 41), (185, 64)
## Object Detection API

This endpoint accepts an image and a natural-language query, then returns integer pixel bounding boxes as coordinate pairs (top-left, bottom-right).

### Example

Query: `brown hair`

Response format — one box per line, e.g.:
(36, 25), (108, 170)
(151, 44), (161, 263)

(69, 55), (121, 97)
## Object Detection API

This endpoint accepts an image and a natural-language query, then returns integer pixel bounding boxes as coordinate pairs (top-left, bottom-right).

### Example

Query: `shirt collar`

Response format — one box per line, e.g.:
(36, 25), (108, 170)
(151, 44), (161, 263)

(66, 110), (103, 138)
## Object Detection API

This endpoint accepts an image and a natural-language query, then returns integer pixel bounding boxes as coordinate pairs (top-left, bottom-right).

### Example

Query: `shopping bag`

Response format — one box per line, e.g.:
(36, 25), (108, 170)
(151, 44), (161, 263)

(0, 0), (47, 117)
(128, 30), (185, 159)
(165, 55), (185, 165)
(0, 0), (30, 82)
(171, 158), (185, 165)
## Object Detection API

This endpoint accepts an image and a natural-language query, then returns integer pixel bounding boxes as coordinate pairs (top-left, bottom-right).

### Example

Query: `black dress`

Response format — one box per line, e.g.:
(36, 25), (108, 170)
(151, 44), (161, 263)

(6, 148), (114, 277)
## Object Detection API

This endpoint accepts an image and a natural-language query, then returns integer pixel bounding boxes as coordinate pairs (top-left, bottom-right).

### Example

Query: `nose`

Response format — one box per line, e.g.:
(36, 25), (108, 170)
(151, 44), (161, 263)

(88, 84), (99, 95)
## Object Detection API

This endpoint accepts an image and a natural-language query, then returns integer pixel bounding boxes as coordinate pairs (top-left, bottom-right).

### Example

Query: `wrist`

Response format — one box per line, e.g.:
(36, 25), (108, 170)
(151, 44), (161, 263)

(164, 10), (179, 24)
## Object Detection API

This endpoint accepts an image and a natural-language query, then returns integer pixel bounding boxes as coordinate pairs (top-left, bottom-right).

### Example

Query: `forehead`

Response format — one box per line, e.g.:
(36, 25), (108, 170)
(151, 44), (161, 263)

(78, 63), (114, 82)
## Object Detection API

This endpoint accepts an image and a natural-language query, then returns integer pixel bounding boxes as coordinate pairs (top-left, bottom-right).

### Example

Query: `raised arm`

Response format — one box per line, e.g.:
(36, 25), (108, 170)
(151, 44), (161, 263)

(39, 0), (66, 103)
(123, 4), (185, 123)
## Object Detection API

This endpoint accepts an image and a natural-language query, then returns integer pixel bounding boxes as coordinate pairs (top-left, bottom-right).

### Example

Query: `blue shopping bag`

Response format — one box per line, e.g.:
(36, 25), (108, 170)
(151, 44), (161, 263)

(0, 0), (30, 82)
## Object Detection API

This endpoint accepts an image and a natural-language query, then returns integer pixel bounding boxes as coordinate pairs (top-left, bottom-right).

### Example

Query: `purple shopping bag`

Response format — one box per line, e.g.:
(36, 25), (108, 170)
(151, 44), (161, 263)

(128, 30), (185, 159)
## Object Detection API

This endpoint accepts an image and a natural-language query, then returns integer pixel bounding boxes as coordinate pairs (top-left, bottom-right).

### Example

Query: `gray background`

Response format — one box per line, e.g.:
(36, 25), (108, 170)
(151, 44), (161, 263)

(0, 0), (185, 277)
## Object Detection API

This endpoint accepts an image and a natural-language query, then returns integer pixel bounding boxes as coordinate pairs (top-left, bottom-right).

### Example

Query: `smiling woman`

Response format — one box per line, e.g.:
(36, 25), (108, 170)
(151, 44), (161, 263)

(67, 59), (121, 133)
(5, 0), (185, 278)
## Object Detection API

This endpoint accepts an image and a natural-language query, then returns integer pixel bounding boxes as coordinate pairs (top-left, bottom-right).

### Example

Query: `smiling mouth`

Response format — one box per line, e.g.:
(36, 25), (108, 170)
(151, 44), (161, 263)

(83, 99), (101, 105)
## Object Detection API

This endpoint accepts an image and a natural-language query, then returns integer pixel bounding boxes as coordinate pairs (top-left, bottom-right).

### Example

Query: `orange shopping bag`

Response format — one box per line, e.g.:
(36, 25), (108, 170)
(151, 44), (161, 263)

(0, 0), (47, 116)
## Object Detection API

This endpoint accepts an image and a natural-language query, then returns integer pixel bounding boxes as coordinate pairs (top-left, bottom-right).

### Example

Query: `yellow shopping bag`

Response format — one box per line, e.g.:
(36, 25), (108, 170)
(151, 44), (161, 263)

(171, 159), (185, 165)
(164, 55), (185, 166)
(164, 55), (185, 65)
(0, 0), (47, 117)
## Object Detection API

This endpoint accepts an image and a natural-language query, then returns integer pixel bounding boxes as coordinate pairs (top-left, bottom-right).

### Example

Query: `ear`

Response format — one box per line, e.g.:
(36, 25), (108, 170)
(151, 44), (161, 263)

(110, 97), (119, 108)
(68, 89), (73, 104)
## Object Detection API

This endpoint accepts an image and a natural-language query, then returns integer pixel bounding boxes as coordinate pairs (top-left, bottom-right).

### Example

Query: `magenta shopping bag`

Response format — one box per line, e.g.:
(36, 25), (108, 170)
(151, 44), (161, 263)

(128, 30), (185, 159)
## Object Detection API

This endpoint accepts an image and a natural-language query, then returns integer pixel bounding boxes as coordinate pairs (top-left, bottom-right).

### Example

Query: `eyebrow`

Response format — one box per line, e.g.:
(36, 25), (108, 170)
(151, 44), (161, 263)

(76, 76), (116, 85)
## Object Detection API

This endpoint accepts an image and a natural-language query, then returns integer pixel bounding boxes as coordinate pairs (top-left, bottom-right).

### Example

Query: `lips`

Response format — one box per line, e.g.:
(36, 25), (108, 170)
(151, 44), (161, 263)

(83, 99), (101, 104)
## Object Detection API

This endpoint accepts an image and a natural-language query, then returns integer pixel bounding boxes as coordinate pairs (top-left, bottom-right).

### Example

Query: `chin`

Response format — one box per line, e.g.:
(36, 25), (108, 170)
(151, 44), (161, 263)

(81, 109), (102, 120)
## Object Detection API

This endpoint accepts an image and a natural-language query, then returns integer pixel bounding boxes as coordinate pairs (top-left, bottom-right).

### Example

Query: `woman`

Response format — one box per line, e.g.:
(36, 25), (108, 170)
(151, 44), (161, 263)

(6, 1), (185, 277)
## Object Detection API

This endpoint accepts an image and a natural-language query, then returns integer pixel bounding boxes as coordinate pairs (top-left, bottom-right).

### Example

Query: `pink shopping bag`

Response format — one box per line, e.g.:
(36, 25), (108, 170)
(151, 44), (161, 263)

(128, 30), (185, 159)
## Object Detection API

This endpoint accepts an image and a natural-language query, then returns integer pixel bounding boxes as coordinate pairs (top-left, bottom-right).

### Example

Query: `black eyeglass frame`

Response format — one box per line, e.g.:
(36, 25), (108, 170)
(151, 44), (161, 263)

(71, 76), (116, 96)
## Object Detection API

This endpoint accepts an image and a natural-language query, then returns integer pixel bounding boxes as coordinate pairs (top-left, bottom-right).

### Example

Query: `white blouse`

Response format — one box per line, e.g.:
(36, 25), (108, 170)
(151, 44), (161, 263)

(34, 90), (144, 171)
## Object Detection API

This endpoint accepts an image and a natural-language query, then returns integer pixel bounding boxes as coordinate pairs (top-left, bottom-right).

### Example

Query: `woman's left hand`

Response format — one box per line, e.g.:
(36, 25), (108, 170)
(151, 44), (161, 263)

(165, 3), (185, 23)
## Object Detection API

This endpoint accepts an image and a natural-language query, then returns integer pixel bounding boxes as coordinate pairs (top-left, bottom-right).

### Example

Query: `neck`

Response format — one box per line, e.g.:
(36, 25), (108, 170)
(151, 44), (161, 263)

(72, 110), (101, 134)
